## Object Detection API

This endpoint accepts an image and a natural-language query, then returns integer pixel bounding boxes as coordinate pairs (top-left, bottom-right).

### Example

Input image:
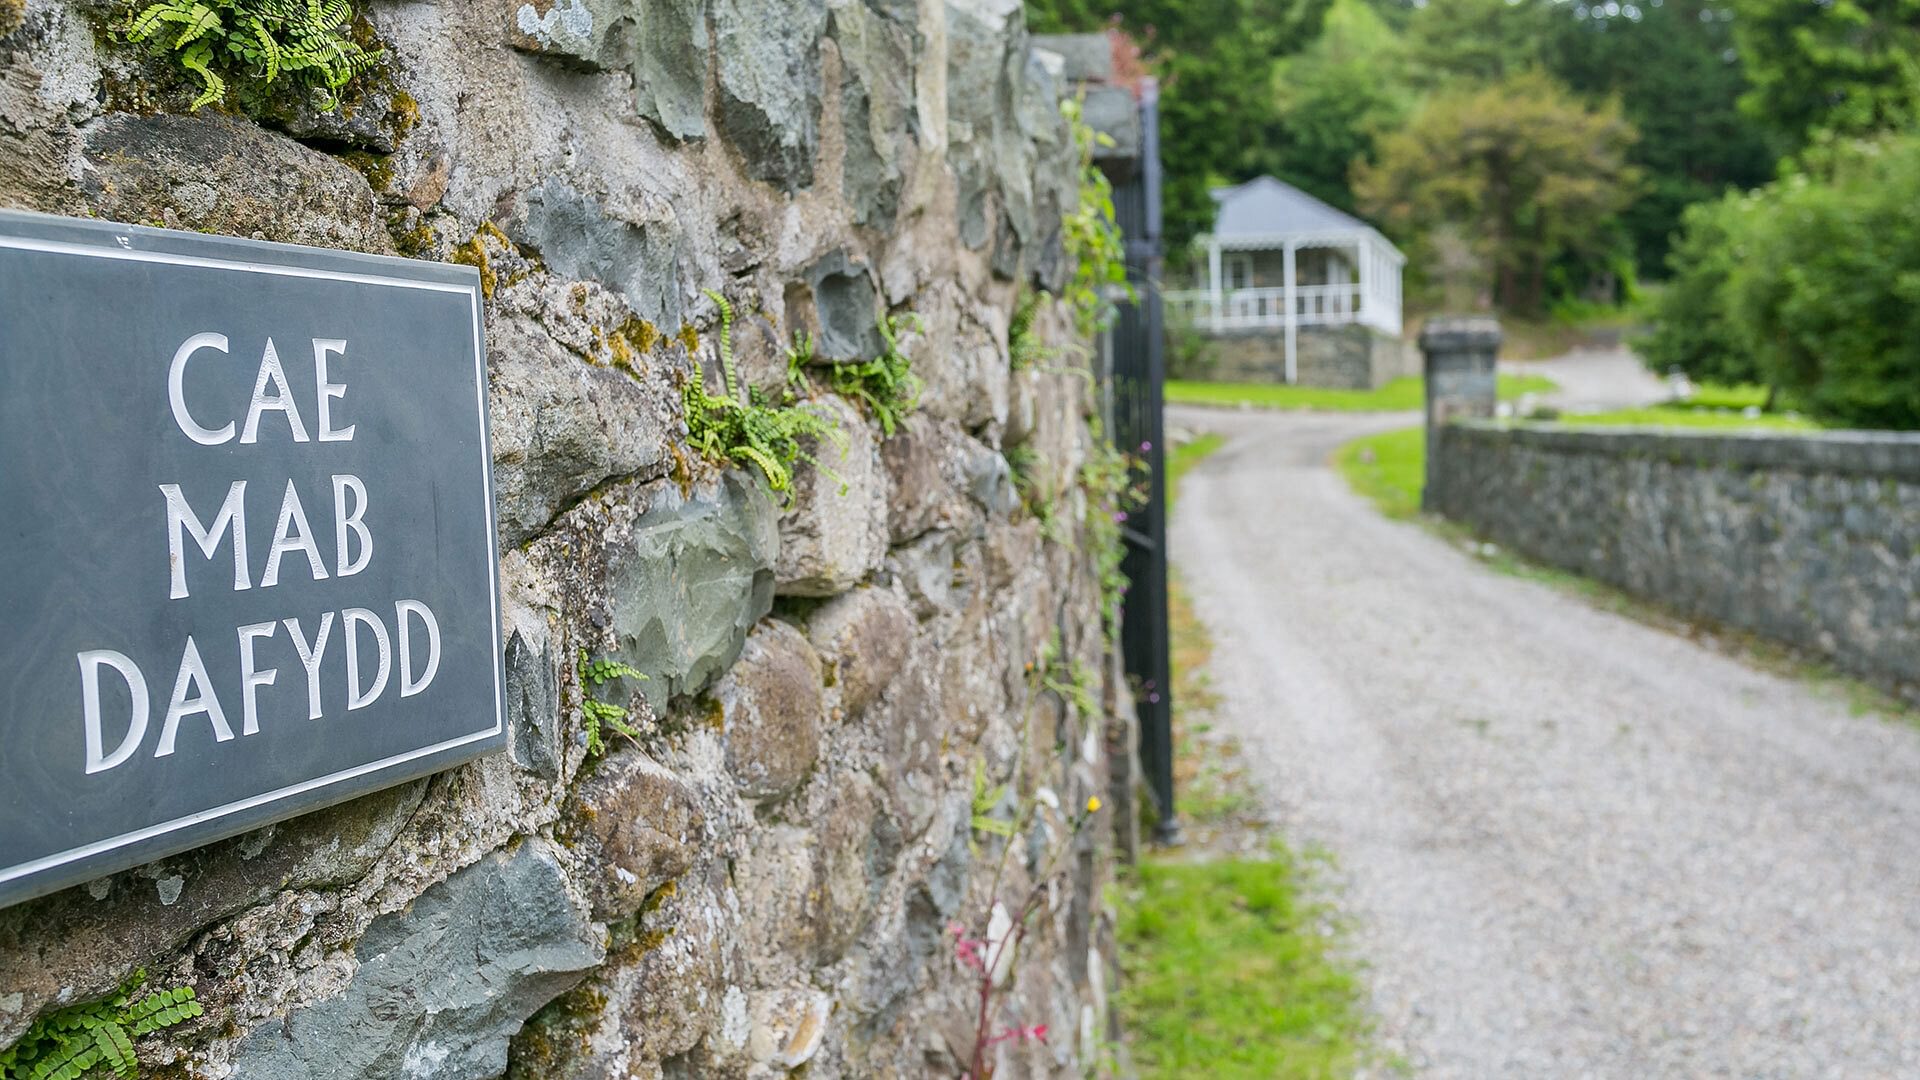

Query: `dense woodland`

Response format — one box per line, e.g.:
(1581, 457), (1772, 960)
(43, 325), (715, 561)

(1027, 0), (1920, 429)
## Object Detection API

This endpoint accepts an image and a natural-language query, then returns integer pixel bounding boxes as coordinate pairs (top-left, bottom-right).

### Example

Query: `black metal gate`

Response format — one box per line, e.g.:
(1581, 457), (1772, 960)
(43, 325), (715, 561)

(1103, 81), (1176, 841)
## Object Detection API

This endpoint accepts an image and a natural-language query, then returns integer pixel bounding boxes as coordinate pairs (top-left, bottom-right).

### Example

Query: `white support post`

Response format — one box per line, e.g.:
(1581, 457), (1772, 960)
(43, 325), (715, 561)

(1356, 238), (1370, 331)
(1207, 236), (1223, 333)
(1283, 239), (1298, 383)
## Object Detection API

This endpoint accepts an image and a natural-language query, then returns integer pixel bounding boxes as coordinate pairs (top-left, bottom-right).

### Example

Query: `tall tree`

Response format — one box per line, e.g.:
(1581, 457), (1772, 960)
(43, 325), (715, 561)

(1730, 0), (1920, 148)
(1025, 0), (1326, 251)
(1545, 0), (1774, 272)
(1399, 0), (1558, 87)
(1354, 70), (1640, 312)
(1269, 0), (1411, 211)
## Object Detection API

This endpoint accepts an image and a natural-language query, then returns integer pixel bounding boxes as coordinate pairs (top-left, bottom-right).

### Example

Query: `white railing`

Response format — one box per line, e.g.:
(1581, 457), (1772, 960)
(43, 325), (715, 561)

(1164, 284), (1371, 332)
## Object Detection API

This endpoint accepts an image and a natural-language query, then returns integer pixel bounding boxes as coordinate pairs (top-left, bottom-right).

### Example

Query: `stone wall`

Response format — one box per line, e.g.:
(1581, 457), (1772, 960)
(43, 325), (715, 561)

(1172, 323), (1416, 389)
(0, 2), (1131, 1077)
(1428, 422), (1920, 699)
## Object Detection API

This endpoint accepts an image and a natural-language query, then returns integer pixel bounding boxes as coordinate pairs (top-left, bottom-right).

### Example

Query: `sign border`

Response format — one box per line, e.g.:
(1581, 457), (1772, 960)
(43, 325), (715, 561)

(0, 211), (508, 907)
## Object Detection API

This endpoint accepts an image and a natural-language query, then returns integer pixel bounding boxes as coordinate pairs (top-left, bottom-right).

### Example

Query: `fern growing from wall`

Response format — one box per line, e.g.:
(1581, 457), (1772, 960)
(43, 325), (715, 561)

(820, 311), (923, 437)
(684, 290), (846, 499)
(576, 650), (646, 757)
(0, 970), (202, 1080)
(125, 0), (381, 112)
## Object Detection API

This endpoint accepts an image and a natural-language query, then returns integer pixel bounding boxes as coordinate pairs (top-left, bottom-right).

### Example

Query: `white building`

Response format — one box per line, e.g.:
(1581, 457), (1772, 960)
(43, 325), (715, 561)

(1165, 176), (1408, 387)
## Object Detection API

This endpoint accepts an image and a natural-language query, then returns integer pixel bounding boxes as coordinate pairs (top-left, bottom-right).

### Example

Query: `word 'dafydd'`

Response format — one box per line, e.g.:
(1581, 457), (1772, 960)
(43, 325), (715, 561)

(0, 213), (506, 908)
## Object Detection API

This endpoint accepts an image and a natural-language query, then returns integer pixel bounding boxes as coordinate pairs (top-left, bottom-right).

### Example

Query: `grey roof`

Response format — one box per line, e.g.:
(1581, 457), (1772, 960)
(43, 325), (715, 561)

(1209, 176), (1394, 247)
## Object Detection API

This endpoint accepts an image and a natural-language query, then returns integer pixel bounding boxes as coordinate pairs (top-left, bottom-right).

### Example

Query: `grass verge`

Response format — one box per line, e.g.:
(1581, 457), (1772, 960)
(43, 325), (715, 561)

(1117, 849), (1372, 1079)
(1166, 373), (1554, 413)
(1166, 432), (1225, 509)
(1332, 427), (1424, 520)
(1117, 428), (1382, 1077)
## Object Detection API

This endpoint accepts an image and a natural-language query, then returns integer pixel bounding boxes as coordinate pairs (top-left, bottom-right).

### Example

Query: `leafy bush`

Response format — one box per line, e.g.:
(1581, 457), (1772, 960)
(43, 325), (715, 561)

(1721, 137), (1920, 428)
(126, 0), (381, 112)
(1638, 193), (1766, 388)
(1648, 134), (1920, 429)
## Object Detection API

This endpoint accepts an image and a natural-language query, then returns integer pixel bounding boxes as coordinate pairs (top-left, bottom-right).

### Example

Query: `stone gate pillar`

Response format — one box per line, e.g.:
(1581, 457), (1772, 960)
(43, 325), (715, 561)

(1420, 316), (1502, 511)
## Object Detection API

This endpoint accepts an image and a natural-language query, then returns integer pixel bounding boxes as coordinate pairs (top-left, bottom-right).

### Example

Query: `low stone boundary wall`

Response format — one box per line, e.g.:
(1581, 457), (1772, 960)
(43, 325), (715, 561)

(1428, 422), (1920, 698)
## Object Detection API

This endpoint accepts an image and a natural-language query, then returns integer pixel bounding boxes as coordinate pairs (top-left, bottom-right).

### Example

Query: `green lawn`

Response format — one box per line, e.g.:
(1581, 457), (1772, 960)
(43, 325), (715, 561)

(1559, 405), (1812, 430)
(1165, 373), (1555, 412)
(1555, 404), (1820, 431)
(1117, 851), (1374, 1079)
(1332, 426), (1425, 520)
(1547, 382), (1819, 431)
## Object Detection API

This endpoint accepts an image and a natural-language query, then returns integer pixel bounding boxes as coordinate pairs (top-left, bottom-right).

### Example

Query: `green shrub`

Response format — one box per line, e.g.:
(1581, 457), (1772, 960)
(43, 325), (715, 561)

(1640, 192), (1768, 389)
(1648, 134), (1920, 429)
(1722, 137), (1920, 428)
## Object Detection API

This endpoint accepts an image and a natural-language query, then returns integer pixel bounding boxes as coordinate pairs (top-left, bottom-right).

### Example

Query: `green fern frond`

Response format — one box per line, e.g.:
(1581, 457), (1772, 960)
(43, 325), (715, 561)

(178, 43), (225, 110)
(576, 649), (647, 756)
(126, 5), (175, 40)
(125, 0), (378, 112)
(171, 5), (222, 47)
(682, 289), (851, 502)
(820, 311), (922, 437)
(731, 443), (790, 491)
(701, 289), (743, 406)
(2, 970), (201, 1080)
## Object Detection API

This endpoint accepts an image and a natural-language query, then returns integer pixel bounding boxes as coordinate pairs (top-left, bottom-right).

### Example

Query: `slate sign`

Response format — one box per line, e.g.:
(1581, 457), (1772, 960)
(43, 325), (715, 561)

(0, 211), (506, 908)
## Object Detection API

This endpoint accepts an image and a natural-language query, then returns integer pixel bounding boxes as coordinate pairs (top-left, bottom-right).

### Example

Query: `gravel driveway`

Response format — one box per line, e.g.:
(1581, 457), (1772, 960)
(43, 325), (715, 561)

(1167, 405), (1920, 1078)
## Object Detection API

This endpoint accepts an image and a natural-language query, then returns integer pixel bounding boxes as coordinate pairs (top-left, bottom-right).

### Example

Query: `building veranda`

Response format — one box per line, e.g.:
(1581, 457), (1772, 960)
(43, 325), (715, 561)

(1167, 175), (1411, 388)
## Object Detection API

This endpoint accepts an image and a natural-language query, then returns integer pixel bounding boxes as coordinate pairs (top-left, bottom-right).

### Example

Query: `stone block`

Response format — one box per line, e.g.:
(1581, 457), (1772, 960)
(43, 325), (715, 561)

(829, 0), (916, 228)
(632, 0), (710, 140)
(230, 840), (604, 1080)
(486, 302), (677, 547)
(598, 473), (781, 706)
(715, 619), (826, 799)
(805, 586), (914, 717)
(569, 748), (704, 919)
(805, 251), (884, 361)
(508, 178), (690, 331)
(504, 629), (563, 781)
(507, 0), (627, 68)
(880, 412), (951, 543)
(714, 0), (828, 191)
(81, 114), (390, 253)
(777, 395), (890, 596)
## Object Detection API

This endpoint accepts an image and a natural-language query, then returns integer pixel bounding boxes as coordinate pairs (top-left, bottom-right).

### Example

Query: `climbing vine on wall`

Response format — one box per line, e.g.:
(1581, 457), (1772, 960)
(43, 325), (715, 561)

(1080, 425), (1147, 642)
(0, 970), (202, 1080)
(125, 0), (381, 112)
(1059, 96), (1131, 340)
